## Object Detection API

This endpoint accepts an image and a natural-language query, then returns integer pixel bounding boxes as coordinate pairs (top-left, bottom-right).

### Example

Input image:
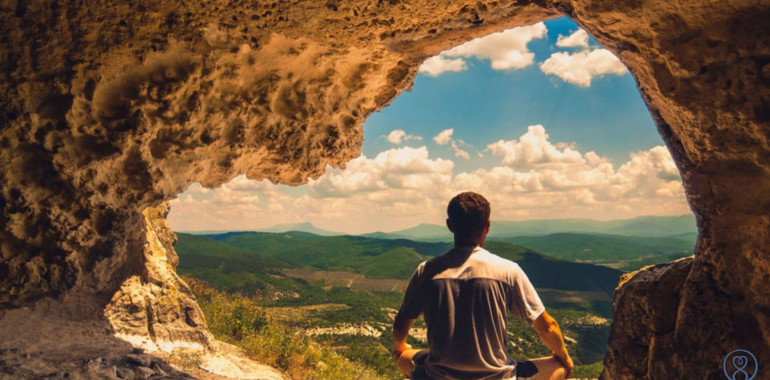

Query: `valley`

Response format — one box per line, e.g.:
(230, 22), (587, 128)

(174, 216), (695, 379)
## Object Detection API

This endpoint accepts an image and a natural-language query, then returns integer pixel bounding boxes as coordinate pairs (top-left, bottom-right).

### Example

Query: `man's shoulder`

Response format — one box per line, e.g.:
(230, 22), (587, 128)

(476, 247), (521, 269)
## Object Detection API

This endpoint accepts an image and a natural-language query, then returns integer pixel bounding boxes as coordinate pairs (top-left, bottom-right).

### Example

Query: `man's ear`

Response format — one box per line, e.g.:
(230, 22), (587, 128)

(483, 220), (491, 234)
(446, 218), (455, 233)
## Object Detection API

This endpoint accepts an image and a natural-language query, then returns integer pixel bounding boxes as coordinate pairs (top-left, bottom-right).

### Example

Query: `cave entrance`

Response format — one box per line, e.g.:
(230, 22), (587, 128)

(166, 17), (694, 378)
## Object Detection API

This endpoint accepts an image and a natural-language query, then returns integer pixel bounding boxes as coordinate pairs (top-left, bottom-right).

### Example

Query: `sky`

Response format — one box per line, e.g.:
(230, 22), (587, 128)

(168, 17), (692, 234)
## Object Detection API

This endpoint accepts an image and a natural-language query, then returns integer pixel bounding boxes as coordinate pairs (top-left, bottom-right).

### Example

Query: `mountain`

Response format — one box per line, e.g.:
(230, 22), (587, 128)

(201, 231), (451, 278)
(363, 223), (452, 242)
(175, 232), (621, 295)
(499, 233), (695, 263)
(491, 215), (697, 238)
(482, 241), (621, 294)
(365, 215), (697, 241)
(260, 222), (342, 236)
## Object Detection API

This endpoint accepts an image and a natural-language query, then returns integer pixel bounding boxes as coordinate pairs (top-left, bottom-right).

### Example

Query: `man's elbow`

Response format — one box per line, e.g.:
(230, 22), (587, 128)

(533, 311), (558, 334)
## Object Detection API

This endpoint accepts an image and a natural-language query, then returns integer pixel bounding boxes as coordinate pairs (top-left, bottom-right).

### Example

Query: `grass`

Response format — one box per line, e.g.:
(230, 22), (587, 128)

(186, 277), (389, 379)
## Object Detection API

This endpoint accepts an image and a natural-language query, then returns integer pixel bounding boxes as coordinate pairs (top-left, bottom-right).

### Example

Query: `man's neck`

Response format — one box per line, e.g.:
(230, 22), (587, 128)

(453, 236), (484, 249)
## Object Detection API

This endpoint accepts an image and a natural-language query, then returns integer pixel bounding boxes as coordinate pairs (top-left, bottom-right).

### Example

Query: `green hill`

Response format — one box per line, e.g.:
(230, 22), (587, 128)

(175, 232), (289, 270)
(176, 232), (621, 295)
(483, 241), (621, 295)
(204, 232), (450, 279)
(498, 233), (694, 263)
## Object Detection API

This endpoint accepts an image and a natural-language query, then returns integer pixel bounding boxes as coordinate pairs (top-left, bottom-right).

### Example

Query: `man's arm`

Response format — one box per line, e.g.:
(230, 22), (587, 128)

(392, 311), (414, 359)
(532, 311), (574, 378)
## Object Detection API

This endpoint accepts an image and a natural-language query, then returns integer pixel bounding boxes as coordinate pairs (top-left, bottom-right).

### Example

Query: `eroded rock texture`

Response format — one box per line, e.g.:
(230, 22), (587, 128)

(0, 0), (768, 378)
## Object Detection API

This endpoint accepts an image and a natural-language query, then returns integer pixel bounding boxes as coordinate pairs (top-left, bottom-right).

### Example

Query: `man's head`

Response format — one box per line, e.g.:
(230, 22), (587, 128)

(446, 192), (491, 241)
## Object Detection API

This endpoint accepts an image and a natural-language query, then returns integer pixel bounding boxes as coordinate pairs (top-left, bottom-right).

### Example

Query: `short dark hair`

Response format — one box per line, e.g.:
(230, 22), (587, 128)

(447, 192), (490, 238)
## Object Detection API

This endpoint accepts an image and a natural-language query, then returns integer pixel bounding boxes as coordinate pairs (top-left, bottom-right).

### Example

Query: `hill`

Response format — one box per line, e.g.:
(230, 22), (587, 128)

(498, 233), (695, 263)
(362, 223), (451, 242)
(483, 241), (621, 294)
(260, 222), (342, 236)
(370, 214), (697, 241)
(177, 232), (621, 295)
(202, 231), (451, 278)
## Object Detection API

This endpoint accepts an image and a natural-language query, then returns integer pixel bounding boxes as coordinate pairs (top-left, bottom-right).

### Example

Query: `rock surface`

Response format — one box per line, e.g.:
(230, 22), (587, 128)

(0, 0), (769, 378)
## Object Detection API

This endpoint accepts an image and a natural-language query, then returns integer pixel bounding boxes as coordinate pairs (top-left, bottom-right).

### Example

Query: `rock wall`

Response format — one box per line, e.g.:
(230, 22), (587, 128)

(1, 0), (768, 377)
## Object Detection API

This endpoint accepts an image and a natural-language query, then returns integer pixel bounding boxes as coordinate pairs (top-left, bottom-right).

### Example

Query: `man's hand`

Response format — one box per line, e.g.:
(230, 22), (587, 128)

(553, 350), (574, 378)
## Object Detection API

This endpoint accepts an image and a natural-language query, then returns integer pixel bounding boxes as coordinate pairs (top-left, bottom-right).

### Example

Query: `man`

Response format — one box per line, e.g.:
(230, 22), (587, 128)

(392, 192), (573, 380)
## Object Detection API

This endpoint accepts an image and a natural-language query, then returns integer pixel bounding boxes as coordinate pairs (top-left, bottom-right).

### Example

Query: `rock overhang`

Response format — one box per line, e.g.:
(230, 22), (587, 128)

(1, 1), (768, 378)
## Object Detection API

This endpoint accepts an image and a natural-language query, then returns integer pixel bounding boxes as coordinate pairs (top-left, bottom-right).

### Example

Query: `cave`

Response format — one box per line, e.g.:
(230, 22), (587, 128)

(1, 1), (768, 378)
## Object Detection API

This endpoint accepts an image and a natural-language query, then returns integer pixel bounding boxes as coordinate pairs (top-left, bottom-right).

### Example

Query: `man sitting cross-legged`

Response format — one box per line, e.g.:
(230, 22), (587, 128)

(392, 192), (574, 380)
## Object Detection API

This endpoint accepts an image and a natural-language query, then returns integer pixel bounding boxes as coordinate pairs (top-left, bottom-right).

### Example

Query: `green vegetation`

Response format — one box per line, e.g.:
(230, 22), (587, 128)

(614, 252), (693, 272)
(500, 233), (694, 263)
(176, 232), (615, 379)
(187, 277), (387, 379)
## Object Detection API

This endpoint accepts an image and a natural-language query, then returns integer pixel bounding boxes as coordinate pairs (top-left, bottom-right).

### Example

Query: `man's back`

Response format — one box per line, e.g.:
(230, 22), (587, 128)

(392, 192), (572, 380)
(398, 246), (545, 379)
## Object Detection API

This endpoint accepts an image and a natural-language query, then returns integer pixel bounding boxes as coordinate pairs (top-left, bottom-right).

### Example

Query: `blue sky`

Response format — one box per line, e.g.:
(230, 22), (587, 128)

(168, 17), (690, 234)
(363, 17), (659, 172)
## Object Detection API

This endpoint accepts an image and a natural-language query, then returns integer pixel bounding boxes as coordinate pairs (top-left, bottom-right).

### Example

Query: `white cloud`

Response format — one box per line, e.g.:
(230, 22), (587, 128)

(386, 129), (422, 144)
(445, 22), (547, 71)
(419, 23), (548, 77)
(418, 55), (467, 77)
(556, 29), (589, 48)
(309, 146), (454, 197)
(539, 49), (627, 87)
(433, 129), (454, 145)
(168, 127), (689, 234)
(451, 140), (470, 160)
(487, 125), (584, 167)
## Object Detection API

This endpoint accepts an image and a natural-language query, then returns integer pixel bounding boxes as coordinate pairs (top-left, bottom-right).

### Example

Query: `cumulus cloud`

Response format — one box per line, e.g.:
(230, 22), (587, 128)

(169, 126), (689, 234)
(556, 29), (589, 48)
(433, 129), (454, 145)
(487, 125), (584, 167)
(446, 22), (548, 70)
(433, 129), (473, 159)
(446, 22), (548, 71)
(461, 125), (687, 218)
(310, 146), (453, 197)
(451, 140), (471, 160)
(418, 23), (548, 77)
(386, 129), (422, 144)
(418, 55), (468, 77)
(539, 49), (627, 87)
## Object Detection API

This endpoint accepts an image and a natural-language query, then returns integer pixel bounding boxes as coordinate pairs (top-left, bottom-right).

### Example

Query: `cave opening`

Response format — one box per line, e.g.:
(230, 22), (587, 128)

(164, 17), (695, 378)
(1, 1), (767, 378)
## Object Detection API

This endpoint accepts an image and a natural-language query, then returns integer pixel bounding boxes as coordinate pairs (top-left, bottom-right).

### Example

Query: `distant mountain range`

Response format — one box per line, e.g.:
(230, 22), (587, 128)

(362, 214), (697, 242)
(178, 215), (697, 242)
(259, 222), (342, 236)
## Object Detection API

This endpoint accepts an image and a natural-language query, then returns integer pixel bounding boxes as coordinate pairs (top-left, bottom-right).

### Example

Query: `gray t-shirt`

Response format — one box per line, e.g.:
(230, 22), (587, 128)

(398, 246), (545, 380)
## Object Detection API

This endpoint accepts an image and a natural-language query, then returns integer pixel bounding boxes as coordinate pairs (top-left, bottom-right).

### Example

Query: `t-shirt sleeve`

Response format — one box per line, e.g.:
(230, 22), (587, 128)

(397, 262), (426, 319)
(508, 265), (546, 323)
